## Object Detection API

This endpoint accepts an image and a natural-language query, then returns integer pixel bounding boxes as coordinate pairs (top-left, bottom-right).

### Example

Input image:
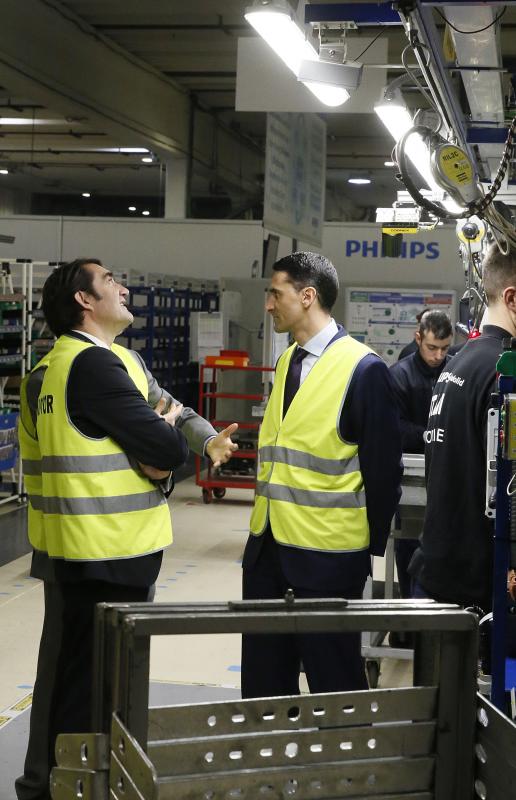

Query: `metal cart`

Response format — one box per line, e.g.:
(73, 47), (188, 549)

(195, 362), (274, 503)
(49, 597), (516, 800)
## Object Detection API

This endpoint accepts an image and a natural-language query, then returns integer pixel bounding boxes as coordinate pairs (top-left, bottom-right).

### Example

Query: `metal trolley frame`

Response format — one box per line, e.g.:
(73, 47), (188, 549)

(45, 597), (514, 800)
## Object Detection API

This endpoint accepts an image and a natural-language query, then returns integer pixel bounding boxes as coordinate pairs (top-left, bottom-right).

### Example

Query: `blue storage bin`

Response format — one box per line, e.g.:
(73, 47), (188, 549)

(0, 412), (19, 470)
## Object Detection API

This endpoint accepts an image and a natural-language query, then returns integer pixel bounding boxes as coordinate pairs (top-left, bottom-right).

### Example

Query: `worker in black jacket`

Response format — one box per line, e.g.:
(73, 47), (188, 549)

(397, 308), (430, 361)
(398, 308), (461, 361)
(390, 310), (453, 454)
(409, 243), (516, 611)
(389, 310), (452, 602)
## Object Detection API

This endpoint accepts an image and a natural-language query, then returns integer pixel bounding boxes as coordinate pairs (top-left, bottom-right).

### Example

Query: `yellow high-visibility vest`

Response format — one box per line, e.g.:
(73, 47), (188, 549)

(19, 372), (46, 552)
(19, 335), (172, 560)
(249, 336), (371, 552)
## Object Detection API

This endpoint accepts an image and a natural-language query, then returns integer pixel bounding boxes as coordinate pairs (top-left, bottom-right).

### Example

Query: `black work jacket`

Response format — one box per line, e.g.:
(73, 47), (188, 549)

(390, 349), (451, 453)
(409, 325), (509, 608)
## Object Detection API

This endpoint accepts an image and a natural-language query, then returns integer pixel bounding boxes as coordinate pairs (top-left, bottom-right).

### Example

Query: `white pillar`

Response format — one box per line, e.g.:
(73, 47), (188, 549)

(164, 157), (189, 219)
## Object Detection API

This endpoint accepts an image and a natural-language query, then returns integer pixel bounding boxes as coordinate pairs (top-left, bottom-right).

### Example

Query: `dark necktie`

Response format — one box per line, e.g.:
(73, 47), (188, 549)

(283, 347), (308, 417)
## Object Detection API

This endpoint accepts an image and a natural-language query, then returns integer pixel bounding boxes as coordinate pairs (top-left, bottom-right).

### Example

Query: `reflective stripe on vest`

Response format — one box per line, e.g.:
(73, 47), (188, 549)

(19, 370), (46, 552)
(26, 336), (172, 560)
(255, 481), (366, 508)
(249, 336), (372, 553)
(41, 453), (134, 473)
(30, 489), (166, 515)
(258, 446), (360, 477)
(22, 458), (42, 476)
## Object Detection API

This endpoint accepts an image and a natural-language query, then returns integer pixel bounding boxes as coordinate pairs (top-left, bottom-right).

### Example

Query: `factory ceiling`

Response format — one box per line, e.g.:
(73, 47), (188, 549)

(0, 0), (515, 220)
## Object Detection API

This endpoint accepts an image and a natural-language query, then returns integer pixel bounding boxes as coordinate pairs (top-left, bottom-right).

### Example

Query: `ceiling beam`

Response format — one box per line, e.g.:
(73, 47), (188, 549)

(0, 0), (192, 156)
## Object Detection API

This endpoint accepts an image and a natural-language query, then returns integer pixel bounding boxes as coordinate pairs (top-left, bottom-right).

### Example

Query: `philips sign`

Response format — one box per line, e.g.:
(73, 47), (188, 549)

(345, 239), (439, 260)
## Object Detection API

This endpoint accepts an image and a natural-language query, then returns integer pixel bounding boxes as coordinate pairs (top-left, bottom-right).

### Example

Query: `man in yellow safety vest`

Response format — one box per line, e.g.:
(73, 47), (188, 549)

(242, 251), (402, 697)
(16, 258), (237, 800)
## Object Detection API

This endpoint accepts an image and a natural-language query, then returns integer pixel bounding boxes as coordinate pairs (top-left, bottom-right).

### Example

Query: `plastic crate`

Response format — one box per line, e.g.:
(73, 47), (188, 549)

(0, 412), (18, 470)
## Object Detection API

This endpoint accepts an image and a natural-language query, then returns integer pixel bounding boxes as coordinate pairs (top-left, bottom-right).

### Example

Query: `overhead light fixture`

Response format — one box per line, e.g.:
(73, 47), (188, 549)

(300, 58), (362, 91)
(142, 210), (150, 216)
(375, 78), (462, 213)
(298, 58), (361, 106)
(384, 160), (396, 167)
(91, 148), (150, 154)
(0, 169), (8, 175)
(141, 156), (153, 163)
(81, 192), (91, 198)
(374, 84), (414, 142)
(348, 177), (371, 185)
(245, 0), (316, 75)
(0, 117), (64, 125)
(244, 1), (352, 107)
(128, 205), (136, 211)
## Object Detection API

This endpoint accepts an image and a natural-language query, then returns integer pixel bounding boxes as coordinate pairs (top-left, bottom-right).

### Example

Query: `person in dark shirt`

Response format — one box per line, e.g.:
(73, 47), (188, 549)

(16, 259), (237, 800)
(398, 308), (462, 361)
(397, 308), (430, 361)
(391, 310), (453, 455)
(389, 310), (452, 605)
(409, 243), (516, 611)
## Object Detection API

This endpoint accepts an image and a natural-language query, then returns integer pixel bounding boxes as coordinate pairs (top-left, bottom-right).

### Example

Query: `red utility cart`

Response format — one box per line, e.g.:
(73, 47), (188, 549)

(195, 359), (274, 503)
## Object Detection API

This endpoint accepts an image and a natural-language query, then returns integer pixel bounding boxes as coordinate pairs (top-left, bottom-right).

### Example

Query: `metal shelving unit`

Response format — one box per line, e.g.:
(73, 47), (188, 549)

(0, 258), (48, 507)
(118, 284), (219, 409)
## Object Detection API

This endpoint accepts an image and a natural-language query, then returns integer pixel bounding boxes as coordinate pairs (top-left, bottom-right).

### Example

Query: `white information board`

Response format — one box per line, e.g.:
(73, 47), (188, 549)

(345, 287), (456, 364)
(263, 112), (326, 247)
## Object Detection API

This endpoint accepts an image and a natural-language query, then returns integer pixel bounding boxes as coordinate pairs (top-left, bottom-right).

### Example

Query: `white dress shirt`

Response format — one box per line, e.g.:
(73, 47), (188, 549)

(299, 318), (338, 385)
(71, 330), (109, 349)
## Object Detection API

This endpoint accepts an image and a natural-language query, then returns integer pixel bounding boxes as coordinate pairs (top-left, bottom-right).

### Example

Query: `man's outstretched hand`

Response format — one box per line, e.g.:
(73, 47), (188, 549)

(206, 423), (239, 468)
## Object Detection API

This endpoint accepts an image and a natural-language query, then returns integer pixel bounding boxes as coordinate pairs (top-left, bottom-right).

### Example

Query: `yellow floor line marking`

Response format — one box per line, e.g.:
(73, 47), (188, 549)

(0, 692), (32, 729)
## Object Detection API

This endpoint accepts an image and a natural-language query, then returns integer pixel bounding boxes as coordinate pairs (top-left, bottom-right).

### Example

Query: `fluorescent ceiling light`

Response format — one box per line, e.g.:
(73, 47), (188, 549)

(375, 86), (463, 213)
(99, 147), (149, 154)
(0, 169), (8, 175)
(348, 177), (371, 185)
(128, 206), (136, 211)
(303, 82), (350, 106)
(245, 1), (349, 107)
(245, 1), (316, 75)
(142, 210), (150, 216)
(384, 160), (396, 167)
(374, 93), (414, 143)
(81, 192), (91, 198)
(0, 117), (64, 125)
(141, 156), (153, 163)
(298, 59), (360, 107)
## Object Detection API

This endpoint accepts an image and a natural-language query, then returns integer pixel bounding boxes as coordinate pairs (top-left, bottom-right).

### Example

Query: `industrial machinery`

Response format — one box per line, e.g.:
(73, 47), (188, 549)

(332, 0), (516, 713)
(383, 2), (516, 714)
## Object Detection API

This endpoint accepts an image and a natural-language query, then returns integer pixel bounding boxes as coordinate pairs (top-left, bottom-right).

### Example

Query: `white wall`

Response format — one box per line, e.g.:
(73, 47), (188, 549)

(322, 222), (464, 299)
(0, 217), (265, 280)
(0, 215), (465, 303)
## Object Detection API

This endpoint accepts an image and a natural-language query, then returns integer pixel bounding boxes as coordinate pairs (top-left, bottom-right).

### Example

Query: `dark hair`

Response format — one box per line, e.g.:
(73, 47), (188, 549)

(419, 309), (452, 340)
(42, 259), (102, 336)
(272, 251), (339, 312)
(415, 308), (431, 323)
(483, 242), (516, 304)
